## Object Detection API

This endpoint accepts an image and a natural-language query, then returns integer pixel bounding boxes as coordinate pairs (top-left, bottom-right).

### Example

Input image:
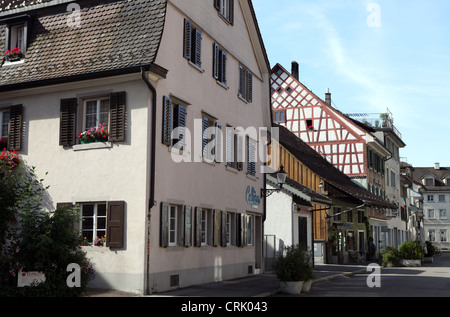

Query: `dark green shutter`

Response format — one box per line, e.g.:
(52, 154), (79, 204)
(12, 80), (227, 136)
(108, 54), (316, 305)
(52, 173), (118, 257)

(162, 96), (173, 146)
(8, 104), (23, 151)
(110, 92), (126, 142)
(213, 43), (220, 80)
(183, 19), (192, 60)
(106, 201), (125, 249)
(220, 50), (227, 84)
(59, 99), (77, 146)
(246, 71), (253, 102)
(160, 202), (169, 248)
(215, 122), (222, 163)
(221, 211), (227, 247)
(184, 205), (192, 247)
(174, 104), (187, 150)
(194, 207), (203, 247)
(238, 66), (245, 97)
(213, 209), (221, 247)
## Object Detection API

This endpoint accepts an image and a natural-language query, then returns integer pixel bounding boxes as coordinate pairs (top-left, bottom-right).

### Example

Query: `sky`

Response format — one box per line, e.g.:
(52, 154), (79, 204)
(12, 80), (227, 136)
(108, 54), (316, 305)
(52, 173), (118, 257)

(252, 0), (450, 168)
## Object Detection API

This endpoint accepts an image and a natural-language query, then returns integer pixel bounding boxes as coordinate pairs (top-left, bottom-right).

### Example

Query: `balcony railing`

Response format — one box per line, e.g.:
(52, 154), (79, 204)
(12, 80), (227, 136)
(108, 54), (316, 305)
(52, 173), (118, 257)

(346, 111), (402, 140)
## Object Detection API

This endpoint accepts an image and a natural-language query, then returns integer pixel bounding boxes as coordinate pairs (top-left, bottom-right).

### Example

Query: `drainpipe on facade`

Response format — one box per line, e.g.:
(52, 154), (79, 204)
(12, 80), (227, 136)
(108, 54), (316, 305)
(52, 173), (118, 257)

(141, 66), (157, 295)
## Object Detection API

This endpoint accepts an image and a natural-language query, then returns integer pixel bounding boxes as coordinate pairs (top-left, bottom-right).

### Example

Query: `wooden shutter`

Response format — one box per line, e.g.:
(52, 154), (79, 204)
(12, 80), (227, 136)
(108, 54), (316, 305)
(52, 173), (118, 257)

(110, 92), (126, 142)
(238, 66), (245, 97)
(221, 211), (227, 247)
(160, 202), (169, 248)
(183, 19), (192, 60)
(241, 214), (247, 247)
(220, 50), (227, 84)
(215, 122), (222, 163)
(213, 209), (221, 247)
(106, 201), (125, 249)
(247, 138), (256, 176)
(162, 96), (173, 146)
(246, 71), (253, 102)
(194, 207), (202, 247)
(174, 104), (187, 150)
(56, 202), (78, 232)
(226, 127), (234, 167)
(193, 29), (202, 67)
(184, 205), (192, 247)
(236, 134), (244, 171)
(202, 116), (209, 158)
(213, 43), (220, 80)
(8, 104), (23, 151)
(228, 0), (234, 25)
(59, 98), (77, 146)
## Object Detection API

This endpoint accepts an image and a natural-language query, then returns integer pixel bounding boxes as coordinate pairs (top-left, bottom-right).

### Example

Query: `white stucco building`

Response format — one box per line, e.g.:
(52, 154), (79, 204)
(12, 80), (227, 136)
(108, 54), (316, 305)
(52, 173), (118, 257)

(0, 0), (272, 294)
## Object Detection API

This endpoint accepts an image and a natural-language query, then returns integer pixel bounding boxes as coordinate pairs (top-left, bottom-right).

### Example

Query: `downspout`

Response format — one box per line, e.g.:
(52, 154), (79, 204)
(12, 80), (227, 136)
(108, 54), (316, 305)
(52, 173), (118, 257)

(141, 66), (157, 295)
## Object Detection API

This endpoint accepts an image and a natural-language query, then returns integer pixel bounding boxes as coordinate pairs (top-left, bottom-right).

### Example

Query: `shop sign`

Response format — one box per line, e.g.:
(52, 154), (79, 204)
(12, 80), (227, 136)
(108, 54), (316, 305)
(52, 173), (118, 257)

(246, 186), (261, 206)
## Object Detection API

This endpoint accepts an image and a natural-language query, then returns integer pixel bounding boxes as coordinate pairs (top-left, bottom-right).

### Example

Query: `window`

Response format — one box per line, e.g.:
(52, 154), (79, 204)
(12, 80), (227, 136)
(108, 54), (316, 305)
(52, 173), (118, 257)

(428, 229), (436, 242)
(202, 114), (222, 162)
(391, 170), (396, 187)
(347, 209), (353, 222)
(213, 43), (227, 85)
(425, 178), (434, 186)
(238, 65), (253, 103)
(247, 137), (257, 176)
(333, 207), (342, 222)
(83, 97), (110, 131)
(81, 203), (107, 245)
(226, 213), (232, 245)
(306, 119), (313, 130)
(427, 195), (434, 202)
(440, 229), (447, 242)
(273, 110), (286, 123)
(226, 126), (244, 170)
(162, 96), (187, 151)
(4, 21), (28, 63)
(183, 19), (202, 68)
(246, 215), (254, 246)
(439, 209), (447, 219)
(428, 209), (435, 219)
(59, 92), (126, 147)
(0, 110), (10, 140)
(358, 210), (365, 223)
(160, 203), (192, 248)
(0, 105), (22, 151)
(214, 0), (234, 24)
(439, 195), (446, 202)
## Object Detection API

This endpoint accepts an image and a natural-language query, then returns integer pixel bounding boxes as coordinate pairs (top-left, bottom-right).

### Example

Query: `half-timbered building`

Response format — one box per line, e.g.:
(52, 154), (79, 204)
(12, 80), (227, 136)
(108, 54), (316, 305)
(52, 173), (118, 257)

(271, 62), (396, 255)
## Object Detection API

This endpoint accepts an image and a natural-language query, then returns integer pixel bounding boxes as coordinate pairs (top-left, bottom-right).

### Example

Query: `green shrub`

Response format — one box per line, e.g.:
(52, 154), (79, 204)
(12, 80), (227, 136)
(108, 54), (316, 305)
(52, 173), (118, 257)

(399, 241), (423, 260)
(425, 241), (436, 257)
(381, 246), (402, 267)
(273, 244), (313, 282)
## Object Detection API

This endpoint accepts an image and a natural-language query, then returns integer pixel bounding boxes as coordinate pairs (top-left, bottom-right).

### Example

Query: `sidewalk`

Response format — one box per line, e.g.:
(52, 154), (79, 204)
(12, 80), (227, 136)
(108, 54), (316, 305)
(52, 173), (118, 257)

(84, 263), (367, 297)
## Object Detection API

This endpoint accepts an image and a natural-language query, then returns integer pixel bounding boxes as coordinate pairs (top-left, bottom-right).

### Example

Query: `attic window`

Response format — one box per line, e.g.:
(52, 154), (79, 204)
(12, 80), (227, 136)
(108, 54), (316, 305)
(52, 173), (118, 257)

(4, 20), (28, 63)
(425, 178), (434, 186)
(215, 0), (234, 25)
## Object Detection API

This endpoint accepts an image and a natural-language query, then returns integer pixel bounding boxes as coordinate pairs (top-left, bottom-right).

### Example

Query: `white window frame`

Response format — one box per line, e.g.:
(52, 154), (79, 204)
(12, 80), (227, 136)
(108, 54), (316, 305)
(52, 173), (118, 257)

(427, 195), (434, 202)
(169, 205), (178, 246)
(80, 203), (107, 245)
(0, 110), (10, 139)
(246, 214), (254, 246)
(428, 209), (435, 219)
(200, 209), (209, 246)
(428, 229), (436, 242)
(440, 229), (447, 242)
(83, 96), (110, 131)
(10, 25), (25, 51)
(439, 209), (447, 220)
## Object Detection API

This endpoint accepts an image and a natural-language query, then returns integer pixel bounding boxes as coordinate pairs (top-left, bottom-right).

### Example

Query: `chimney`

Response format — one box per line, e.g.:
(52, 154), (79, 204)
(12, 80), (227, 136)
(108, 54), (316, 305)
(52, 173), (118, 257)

(434, 162), (440, 170)
(325, 88), (331, 105)
(291, 61), (299, 80)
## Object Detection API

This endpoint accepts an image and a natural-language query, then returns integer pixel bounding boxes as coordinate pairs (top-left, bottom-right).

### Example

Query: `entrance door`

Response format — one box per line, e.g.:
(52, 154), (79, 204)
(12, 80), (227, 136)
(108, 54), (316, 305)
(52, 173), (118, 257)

(298, 216), (308, 248)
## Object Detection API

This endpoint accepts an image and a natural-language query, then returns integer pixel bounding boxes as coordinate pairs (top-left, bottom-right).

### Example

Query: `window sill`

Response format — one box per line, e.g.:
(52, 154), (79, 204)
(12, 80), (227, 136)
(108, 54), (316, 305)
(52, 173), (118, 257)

(188, 60), (204, 73)
(246, 173), (258, 181)
(73, 142), (113, 151)
(2, 59), (25, 67)
(216, 80), (229, 90)
(225, 165), (239, 174)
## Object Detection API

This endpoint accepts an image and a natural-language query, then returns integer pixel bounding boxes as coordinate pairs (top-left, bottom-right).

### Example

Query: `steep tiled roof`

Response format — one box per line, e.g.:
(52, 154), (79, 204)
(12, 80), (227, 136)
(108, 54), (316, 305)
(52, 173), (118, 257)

(276, 123), (397, 209)
(412, 167), (450, 191)
(0, 0), (167, 90)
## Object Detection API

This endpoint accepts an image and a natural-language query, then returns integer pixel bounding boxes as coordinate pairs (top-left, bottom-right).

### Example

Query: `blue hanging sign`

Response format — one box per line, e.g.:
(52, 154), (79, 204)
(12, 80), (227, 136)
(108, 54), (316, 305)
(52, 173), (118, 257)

(246, 186), (261, 206)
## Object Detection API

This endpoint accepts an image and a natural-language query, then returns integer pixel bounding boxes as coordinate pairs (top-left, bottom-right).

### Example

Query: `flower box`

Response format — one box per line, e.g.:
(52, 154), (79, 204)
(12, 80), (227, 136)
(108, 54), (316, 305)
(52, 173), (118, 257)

(78, 123), (110, 144)
(4, 48), (24, 62)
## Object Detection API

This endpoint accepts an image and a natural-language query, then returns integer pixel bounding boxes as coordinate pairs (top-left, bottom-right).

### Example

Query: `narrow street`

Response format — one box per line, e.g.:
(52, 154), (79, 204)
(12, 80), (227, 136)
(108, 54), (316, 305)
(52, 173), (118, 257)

(302, 252), (450, 297)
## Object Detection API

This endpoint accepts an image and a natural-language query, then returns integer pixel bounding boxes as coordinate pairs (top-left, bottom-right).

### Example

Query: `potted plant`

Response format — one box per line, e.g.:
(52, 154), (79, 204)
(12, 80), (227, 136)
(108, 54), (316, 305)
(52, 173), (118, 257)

(273, 244), (313, 295)
(399, 241), (423, 267)
(4, 48), (24, 62)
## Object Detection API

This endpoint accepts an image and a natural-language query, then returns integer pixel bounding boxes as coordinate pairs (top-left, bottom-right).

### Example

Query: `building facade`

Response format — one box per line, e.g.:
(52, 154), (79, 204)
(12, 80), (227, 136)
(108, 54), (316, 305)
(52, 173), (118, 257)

(0, 0), (272, 294)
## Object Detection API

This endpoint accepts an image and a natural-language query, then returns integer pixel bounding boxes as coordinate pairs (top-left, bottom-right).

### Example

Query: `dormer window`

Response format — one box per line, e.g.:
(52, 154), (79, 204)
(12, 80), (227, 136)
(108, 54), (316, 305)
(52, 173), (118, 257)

(425, 178), (435, 186)
(4, 18), (28, 64)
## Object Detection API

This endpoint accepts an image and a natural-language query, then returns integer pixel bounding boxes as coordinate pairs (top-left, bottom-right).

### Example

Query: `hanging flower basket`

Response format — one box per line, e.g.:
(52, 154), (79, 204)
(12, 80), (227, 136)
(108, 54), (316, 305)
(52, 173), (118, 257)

(0, 149), (21, 169)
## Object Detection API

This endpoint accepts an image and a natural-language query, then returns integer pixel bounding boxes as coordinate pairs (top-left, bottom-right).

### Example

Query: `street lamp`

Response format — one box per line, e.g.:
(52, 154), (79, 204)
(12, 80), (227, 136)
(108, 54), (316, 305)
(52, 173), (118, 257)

(261, 166), (287, 197)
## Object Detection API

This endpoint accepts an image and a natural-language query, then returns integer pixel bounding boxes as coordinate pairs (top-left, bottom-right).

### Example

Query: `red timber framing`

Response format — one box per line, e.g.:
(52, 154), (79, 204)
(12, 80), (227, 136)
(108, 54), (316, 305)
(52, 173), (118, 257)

(271, 63), (369, 178)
